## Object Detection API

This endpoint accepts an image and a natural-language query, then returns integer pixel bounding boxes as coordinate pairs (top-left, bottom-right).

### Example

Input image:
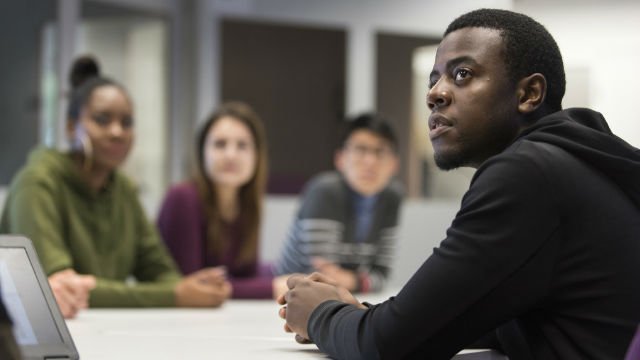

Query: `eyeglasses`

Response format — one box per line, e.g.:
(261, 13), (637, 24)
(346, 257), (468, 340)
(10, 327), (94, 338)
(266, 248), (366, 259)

(344, 143), (394, 160)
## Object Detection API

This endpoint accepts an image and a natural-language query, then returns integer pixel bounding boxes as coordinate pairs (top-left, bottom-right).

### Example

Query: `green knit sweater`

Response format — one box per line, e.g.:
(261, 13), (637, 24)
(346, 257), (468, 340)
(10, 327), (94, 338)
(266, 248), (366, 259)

(0, 147), (180, 307)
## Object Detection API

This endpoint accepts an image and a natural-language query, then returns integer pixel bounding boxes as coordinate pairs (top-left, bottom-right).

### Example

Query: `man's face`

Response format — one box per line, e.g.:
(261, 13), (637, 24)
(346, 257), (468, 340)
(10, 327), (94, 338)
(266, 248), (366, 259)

(335, 130), (398, 196)
(427, 27), (522, 170)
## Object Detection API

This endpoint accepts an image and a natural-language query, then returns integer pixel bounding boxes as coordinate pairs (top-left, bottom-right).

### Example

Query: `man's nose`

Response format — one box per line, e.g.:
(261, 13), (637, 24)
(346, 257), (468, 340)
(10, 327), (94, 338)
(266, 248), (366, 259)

(427, 80), (452, 111)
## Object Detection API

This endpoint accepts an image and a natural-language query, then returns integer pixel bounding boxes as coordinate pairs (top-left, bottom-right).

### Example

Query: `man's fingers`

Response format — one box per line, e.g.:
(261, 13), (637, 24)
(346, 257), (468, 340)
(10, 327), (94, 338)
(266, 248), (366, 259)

(284, 323), (293, 333)
(285, 274), (306, 290)
(295, 334), (313, 344)
(306, 272), (339, 286)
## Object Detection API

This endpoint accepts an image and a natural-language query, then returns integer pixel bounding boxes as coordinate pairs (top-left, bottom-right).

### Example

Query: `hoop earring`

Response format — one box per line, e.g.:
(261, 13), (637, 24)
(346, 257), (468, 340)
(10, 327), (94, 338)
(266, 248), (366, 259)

(74, 129), (93, 172)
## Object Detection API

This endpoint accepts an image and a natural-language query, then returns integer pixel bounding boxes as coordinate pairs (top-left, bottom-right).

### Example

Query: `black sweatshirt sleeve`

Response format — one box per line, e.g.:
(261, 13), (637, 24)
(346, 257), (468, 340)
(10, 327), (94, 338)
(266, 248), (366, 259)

(307, 151), (560, 359)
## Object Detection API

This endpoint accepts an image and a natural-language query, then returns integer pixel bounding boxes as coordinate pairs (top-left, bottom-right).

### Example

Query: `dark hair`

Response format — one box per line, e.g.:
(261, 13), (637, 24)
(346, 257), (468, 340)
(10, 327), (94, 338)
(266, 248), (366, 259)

(69, 55), (101, 88)
(66, 55), (126, 122)
(445, 9), (566, 112)
(339, 113), (398, 151)
(193, 101), (268, 265)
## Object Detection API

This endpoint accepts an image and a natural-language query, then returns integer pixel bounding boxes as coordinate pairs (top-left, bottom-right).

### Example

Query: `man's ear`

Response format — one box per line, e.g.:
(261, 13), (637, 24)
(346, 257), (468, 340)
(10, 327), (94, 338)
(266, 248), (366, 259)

(516, 73), (546, 114)
(390, 154), (400, 176)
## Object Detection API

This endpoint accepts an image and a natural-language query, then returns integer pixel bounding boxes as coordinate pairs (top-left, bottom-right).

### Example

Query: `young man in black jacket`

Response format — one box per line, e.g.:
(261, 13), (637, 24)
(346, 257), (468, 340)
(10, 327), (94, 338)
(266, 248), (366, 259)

(278, 8), (640, 360)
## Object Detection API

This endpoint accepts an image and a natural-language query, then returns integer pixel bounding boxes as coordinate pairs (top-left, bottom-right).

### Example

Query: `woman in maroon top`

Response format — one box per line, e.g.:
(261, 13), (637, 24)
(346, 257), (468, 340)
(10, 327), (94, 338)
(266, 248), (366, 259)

(157, 102), (288, 299)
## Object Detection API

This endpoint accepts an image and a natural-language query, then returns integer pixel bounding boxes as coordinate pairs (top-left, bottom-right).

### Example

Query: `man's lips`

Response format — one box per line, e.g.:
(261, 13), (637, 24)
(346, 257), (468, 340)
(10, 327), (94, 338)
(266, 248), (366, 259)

(428, 114), (452, 139)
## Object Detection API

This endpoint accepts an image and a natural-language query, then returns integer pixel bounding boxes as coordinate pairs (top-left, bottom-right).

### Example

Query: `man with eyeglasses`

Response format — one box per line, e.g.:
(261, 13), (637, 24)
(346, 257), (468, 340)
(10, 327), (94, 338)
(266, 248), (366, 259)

(274, 113), (402, 293)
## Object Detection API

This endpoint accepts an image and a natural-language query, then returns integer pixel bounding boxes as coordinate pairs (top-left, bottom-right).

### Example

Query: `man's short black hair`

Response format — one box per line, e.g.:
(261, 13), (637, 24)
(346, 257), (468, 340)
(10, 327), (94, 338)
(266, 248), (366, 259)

(339, 113), (398, 151)
(445, 8), (566, 112)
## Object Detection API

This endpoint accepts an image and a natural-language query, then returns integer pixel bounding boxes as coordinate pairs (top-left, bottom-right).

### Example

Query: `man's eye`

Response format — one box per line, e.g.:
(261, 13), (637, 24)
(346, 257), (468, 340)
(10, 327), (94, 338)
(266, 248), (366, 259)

(454, 69), (470, 82)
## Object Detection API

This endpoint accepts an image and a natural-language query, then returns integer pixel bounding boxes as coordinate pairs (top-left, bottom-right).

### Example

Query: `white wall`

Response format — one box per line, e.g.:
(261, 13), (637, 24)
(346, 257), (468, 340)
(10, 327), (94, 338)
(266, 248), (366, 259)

(259, 195), (299, 262)
(198, 0), (513, 121)
(514, 0), (640, 147)
(260, 195), (460, 289)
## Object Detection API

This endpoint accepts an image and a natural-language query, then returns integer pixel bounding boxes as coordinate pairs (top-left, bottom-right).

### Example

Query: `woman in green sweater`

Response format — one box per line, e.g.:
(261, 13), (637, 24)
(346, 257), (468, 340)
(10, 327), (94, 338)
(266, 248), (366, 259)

(0, 56), (231, 318)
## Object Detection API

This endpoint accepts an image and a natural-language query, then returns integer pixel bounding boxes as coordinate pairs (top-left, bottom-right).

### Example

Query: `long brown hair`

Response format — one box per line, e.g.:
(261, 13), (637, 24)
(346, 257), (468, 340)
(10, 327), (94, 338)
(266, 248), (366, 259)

(193, 101), (268, 265)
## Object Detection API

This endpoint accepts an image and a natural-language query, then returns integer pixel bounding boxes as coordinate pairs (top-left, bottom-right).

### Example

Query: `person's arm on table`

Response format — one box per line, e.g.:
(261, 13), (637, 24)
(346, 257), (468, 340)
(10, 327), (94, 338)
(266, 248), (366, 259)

(174, 267), (231, 307)
(89, 266), (230, 307)
(280, 157), (557, 359)
(277, 273), (366, 343)
(90, 211), (232, 307)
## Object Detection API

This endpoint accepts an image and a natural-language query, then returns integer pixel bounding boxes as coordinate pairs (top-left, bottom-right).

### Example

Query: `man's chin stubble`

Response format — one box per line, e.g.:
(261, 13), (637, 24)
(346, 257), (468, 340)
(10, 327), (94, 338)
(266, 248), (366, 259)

(434, 153), (465, 171)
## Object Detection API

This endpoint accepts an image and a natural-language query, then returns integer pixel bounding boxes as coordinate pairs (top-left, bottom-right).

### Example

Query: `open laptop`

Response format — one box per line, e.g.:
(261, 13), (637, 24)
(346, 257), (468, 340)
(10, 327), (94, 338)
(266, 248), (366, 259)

(0, 235), (79, 360)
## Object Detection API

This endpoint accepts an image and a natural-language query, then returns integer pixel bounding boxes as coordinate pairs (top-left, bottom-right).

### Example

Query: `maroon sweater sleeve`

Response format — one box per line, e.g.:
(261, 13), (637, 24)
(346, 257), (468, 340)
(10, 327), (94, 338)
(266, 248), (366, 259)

(156, 182), (205, 275)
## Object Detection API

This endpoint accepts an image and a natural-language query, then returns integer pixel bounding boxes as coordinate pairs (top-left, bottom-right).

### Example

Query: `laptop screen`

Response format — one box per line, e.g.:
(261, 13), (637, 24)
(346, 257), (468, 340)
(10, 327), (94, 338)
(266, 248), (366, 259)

(0, 248), (62, 345)
(0, 236), (78, 360)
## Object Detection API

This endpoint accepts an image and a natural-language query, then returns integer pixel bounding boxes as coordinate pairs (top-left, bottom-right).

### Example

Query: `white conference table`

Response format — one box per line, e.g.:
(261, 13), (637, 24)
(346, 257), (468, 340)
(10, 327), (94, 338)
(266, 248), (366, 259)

(66, 297), (506, 360)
